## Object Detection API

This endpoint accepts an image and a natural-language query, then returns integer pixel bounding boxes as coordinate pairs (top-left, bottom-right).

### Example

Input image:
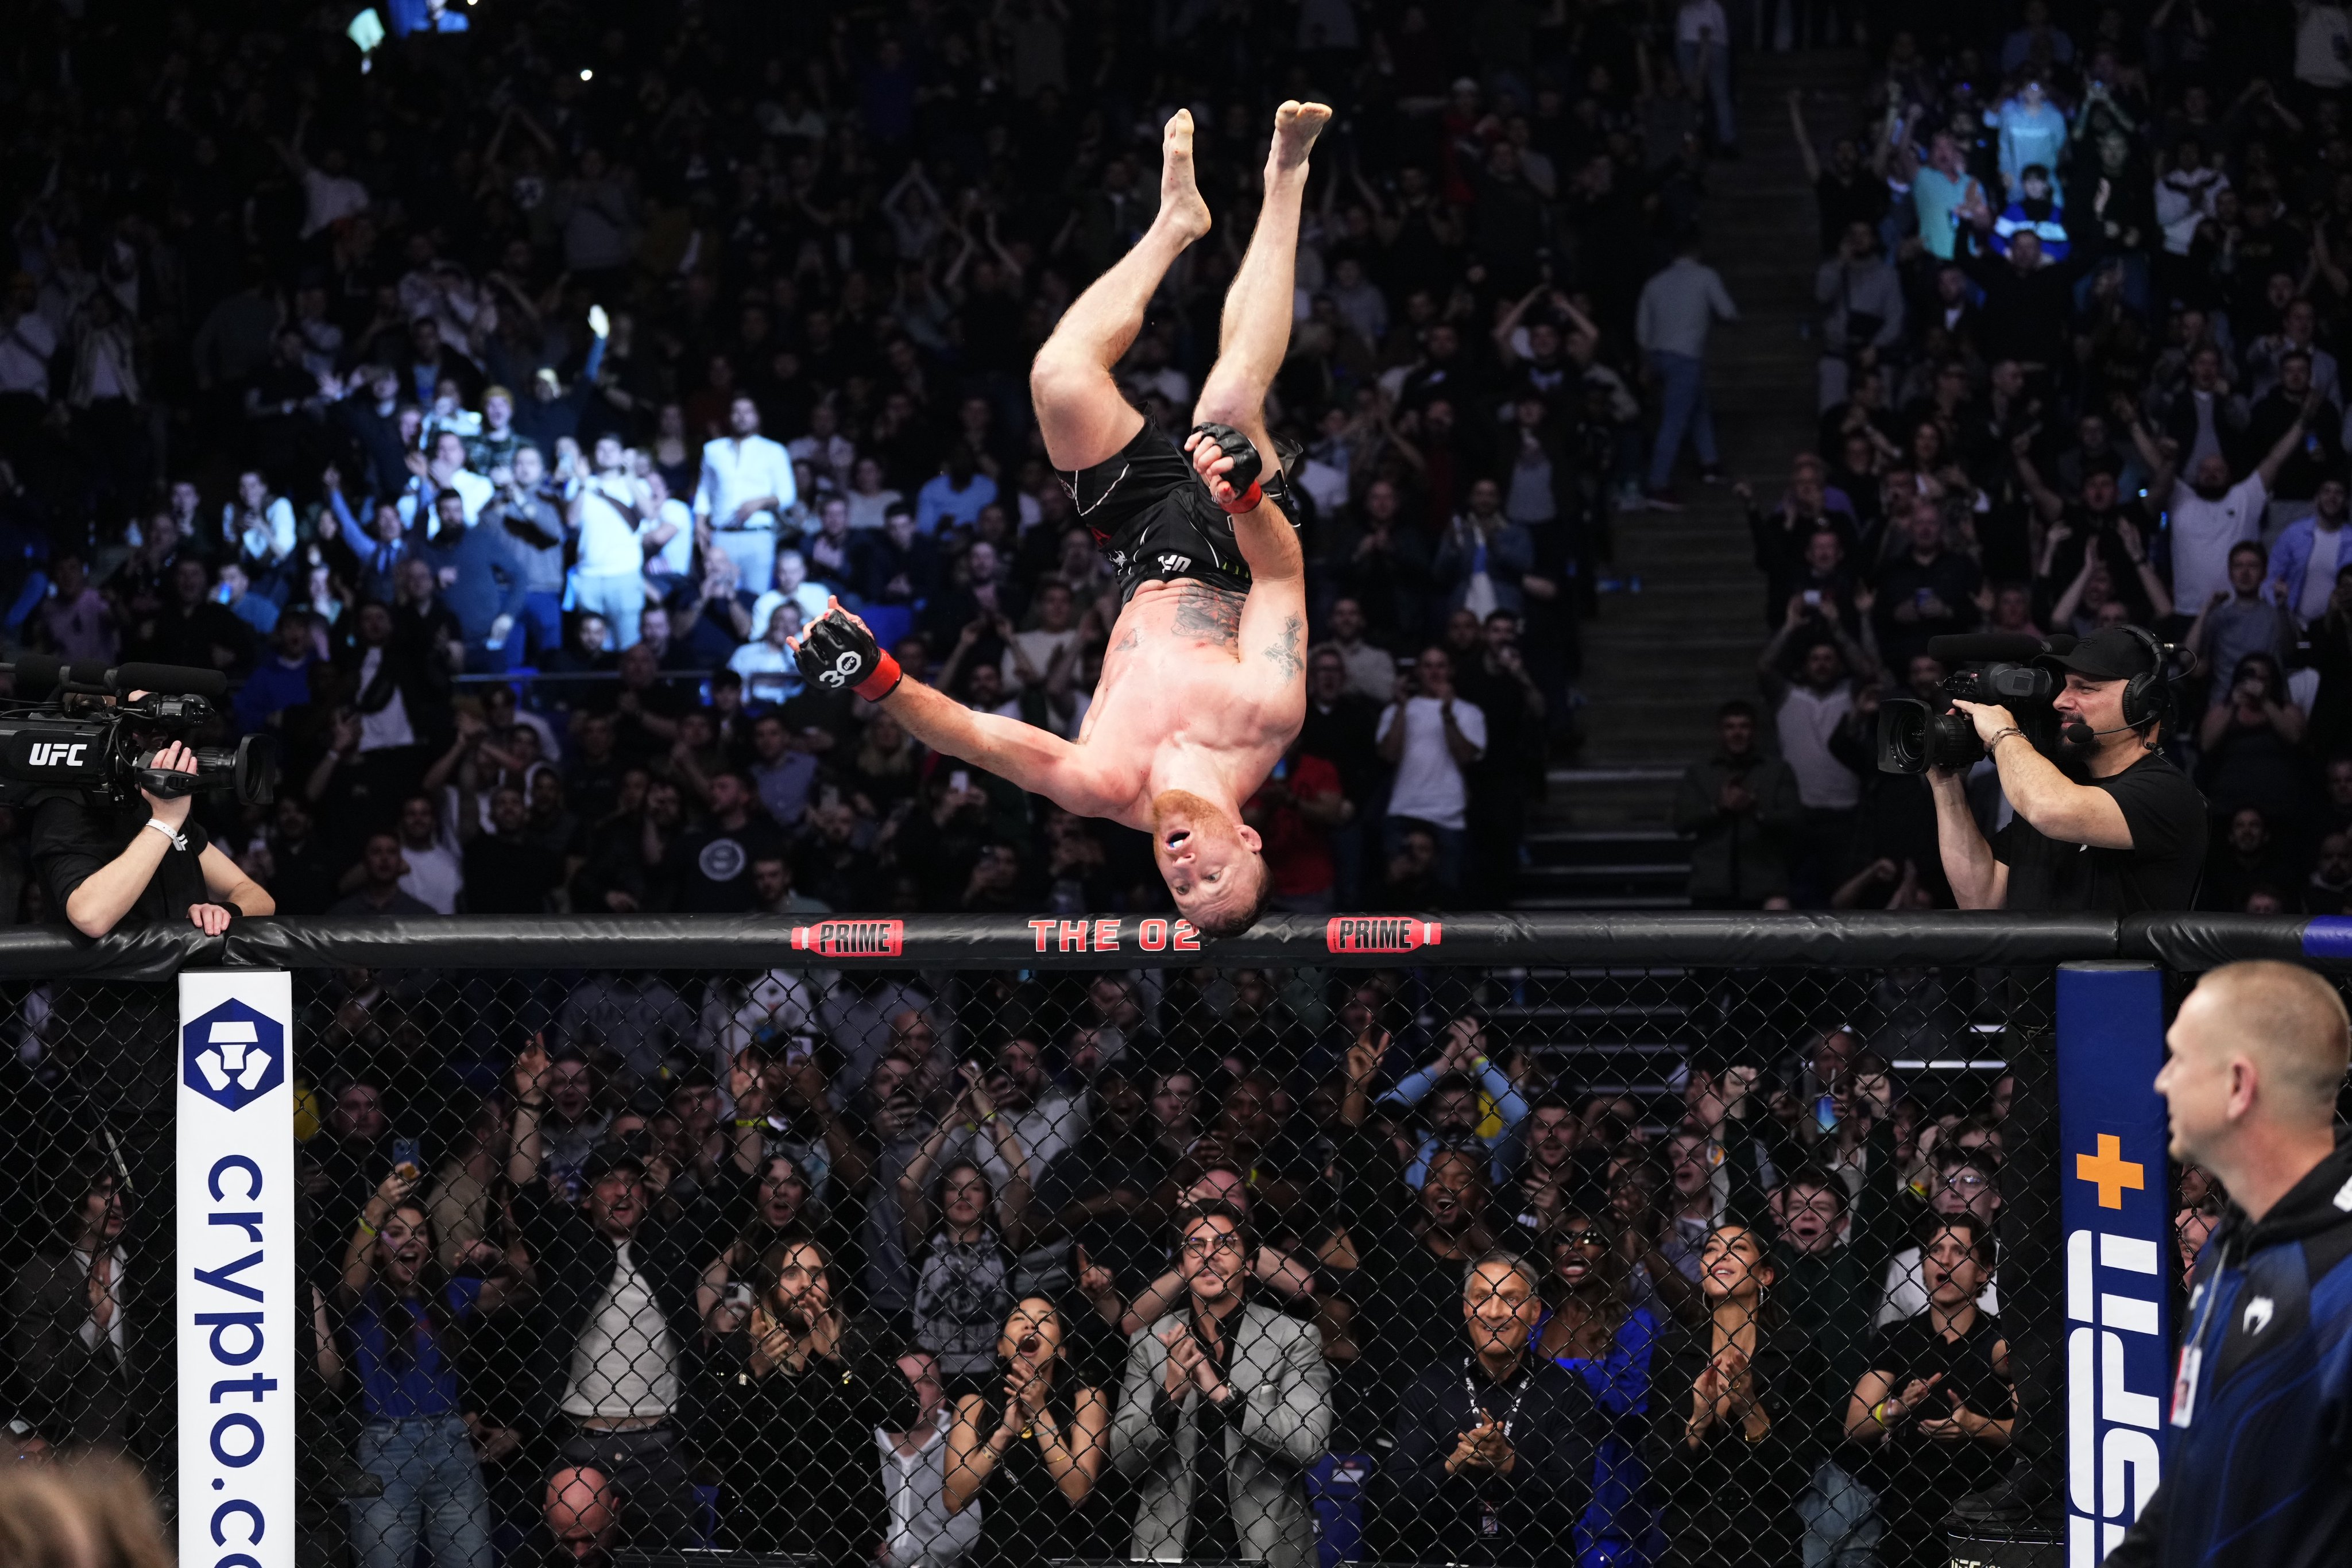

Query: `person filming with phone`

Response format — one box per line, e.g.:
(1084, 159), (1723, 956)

(1930, 625), (2206, 911)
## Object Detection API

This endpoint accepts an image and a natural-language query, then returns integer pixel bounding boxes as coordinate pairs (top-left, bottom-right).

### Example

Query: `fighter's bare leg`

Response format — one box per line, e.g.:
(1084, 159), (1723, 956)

(1029, 110), (1213, 472)
(1191, 100), (1330, 583)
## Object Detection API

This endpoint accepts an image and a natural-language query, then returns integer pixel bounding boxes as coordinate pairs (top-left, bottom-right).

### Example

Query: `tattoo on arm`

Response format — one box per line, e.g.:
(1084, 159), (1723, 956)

(1262, 614), (1303, 681)
(1169, 584), (1245, 647)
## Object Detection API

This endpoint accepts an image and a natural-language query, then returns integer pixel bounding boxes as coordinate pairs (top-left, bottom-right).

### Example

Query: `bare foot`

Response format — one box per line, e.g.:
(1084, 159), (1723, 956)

(1156, 109), (1212, 243)
(1268, 100), (1333, 178)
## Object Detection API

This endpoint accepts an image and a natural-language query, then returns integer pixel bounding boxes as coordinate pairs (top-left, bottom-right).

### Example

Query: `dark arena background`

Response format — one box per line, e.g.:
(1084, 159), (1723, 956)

(4, 2), (2352, 1568)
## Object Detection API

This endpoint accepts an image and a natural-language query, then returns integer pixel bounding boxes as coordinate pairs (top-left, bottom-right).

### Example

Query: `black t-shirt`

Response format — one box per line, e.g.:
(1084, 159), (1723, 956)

(461, 834), (563, 915)
(666, 818), (787, 912)
(1863, 1310), (2014, 1507)
(1991, 749), (2207, 912)
(31, 796), (212, 931)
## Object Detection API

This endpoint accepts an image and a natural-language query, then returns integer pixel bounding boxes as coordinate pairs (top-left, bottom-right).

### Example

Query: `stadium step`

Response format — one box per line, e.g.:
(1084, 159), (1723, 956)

(1542, 46), (1867, 911)
(1512, 823), (1692, 908)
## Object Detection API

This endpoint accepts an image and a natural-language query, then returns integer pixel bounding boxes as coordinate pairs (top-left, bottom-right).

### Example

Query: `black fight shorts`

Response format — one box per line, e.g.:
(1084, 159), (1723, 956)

(1058, 421), (1297, 605)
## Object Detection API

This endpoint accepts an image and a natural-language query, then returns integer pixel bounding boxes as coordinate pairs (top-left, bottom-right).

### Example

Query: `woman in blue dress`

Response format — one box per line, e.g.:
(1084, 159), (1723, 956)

(1535, 1212), (1665, 1568)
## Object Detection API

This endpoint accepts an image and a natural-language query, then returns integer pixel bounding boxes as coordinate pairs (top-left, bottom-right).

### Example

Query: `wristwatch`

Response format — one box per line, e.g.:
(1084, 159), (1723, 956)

(143, 818), (188, 852)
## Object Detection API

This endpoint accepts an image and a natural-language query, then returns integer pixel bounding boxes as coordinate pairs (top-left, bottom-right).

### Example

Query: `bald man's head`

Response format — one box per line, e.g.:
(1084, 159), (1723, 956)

(545, 1467), (619, 1565)
(2158, 961), (2350, 1168)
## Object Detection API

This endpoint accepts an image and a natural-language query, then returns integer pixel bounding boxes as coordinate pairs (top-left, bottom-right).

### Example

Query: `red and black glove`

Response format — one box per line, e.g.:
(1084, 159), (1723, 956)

(1189, 421), (1266, 514)
(794, 605), (903, 701)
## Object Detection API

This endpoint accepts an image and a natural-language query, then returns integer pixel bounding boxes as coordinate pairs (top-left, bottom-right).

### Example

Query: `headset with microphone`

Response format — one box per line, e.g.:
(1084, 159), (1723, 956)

(2056, 626), (2184, 748)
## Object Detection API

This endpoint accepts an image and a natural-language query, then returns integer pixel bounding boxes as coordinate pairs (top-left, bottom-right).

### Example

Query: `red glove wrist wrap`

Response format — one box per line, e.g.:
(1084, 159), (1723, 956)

(1217, 480), (1264, 515)
(853, 651), (904, 702)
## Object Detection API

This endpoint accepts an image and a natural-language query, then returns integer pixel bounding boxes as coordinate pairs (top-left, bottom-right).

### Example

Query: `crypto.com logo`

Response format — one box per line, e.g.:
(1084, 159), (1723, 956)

(182, 998), (285, 1112)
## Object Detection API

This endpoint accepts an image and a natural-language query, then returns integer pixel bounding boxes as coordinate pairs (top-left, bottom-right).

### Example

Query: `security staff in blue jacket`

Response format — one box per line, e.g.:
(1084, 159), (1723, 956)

(2111, 960), (2352, 1566)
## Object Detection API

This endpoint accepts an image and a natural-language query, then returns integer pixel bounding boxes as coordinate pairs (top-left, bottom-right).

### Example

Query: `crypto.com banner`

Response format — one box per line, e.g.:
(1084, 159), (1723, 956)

(178, 970), (296, 1568)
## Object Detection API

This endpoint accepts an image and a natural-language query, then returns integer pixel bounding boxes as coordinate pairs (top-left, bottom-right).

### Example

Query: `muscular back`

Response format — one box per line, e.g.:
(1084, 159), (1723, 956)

(1073, 579), (1306, 827)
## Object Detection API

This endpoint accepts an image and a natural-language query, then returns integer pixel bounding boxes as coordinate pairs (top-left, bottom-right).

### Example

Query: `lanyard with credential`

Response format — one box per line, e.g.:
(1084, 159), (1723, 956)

(1464, 1357), (1530, 1443)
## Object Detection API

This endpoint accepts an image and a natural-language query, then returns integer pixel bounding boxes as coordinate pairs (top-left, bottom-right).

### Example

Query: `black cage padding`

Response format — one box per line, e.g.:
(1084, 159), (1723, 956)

(0, 909), (2332, 978)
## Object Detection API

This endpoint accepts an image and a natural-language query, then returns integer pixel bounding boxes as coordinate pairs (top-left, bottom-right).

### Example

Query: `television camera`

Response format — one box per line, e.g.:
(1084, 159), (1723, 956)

(0, 656), (276, 808)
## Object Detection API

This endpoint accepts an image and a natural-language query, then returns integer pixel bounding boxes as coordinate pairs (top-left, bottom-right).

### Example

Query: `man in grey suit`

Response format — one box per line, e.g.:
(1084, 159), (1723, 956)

(1111, 1199), (1333, 1567)
(7, 1152), (151, 1456)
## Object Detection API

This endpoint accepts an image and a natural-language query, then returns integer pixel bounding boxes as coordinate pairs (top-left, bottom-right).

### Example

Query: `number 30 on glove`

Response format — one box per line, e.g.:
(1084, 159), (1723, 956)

(791, 601), (903, 702)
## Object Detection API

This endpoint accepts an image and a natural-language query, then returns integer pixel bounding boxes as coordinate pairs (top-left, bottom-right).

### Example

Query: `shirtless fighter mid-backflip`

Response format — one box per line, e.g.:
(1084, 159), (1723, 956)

(789, 101), (1330, 936)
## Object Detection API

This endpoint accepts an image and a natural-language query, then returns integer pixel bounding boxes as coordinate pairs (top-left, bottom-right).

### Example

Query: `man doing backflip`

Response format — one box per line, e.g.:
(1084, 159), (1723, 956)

(790, 102), (1331, 936)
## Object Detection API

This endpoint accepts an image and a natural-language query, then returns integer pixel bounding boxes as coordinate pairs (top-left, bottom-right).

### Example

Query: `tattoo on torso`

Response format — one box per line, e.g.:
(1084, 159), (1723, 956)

(1262, 614), (1303, 681)
(1167, 583), (1246, 647)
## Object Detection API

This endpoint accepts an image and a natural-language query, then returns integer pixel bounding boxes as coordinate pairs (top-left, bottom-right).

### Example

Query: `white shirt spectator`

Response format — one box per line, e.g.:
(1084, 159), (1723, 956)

(649, 495), (694, 575)
(728, 637), (802, 706)
(1378, 695), (1488, 830)
(0, 311), (58, 398)
(2171, 474), (2268, 614)
(2301, 523), (2346, 622)
(574, 475), (654, 576)
(300, 166), (370, 238)
(399, 823), (465, 916)
(1004, 626), (1080, 690)
(878, 1412), (980, 1568)
(221, 497), (299, 567)
(560, 1242), (681, 1419)
(1314, 638), (1398, 704)
(2297, 2), (2352, 88)
(2156, 167), (2229, 255)
(751, 579), (833, 634)
(355, 646), (417, 753)
(697, 435), (799, 532)
(396, 467), (495, 531)
(1775, 686), (1859, 810)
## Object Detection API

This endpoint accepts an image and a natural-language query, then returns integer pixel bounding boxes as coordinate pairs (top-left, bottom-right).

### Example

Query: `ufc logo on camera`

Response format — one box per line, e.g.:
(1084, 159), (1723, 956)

(25, 741), (87, 767)
(177, 973), (296, 1568)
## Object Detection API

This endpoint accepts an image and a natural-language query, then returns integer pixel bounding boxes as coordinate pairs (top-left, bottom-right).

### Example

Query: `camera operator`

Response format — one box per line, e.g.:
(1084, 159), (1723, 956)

(34, 740), (274, 938)
(1929, 627), (2206, 911)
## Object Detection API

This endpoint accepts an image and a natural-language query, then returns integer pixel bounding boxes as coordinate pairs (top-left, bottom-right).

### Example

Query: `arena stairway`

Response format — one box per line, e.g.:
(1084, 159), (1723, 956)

(1517, 48), (1867, 913)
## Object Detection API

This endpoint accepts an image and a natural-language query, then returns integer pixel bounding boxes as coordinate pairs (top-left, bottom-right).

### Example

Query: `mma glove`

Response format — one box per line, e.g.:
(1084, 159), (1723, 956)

(1190, 421), (1267, 514)
(794, 607), (903, 702)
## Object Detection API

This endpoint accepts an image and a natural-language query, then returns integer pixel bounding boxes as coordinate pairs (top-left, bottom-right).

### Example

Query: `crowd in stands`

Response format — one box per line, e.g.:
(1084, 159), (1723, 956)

(0, 0), (1771, 925)
(10, 962), (2052, 1568)
(1700, 0), (2352, 913)
(0, 3), (2306, 1566)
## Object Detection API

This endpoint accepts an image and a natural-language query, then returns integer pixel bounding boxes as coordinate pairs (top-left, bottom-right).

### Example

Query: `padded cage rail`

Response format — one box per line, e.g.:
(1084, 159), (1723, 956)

(2, 908), (2348, 978)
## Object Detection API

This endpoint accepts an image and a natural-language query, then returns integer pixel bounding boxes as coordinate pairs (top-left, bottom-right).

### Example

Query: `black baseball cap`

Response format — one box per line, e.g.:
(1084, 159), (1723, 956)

(580, 1137), (649, 1184)
(2037, 626), (2157, 682)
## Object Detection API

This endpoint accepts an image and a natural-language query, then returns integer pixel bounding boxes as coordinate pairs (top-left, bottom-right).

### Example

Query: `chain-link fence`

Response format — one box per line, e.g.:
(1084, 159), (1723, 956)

(0, 912), (2331, 1568)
